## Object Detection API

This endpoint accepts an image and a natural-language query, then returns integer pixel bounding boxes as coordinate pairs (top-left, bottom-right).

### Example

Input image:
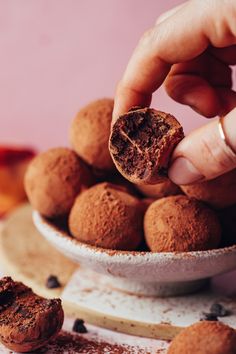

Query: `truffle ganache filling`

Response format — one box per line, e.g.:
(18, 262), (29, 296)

(110, 109), (170, 178)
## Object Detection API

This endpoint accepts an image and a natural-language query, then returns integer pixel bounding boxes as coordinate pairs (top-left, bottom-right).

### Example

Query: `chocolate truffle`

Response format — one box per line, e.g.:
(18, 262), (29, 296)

(0, 277), (64, 353)
(109, 107), (184, 184)
(168, 321), (236, 354)
(136, 179), (182, 199)
(181, 169), (236, 209)
(144, 195), (221, 252)
(69, 182), (144, 250)
(218, 204), (236, 247)
(70, 98), (115, 172)
(24, 147), (94, 218)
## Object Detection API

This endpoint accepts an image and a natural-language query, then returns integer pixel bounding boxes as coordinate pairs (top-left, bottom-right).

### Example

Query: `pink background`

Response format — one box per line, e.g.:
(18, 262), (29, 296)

(0, 0), (223, 150)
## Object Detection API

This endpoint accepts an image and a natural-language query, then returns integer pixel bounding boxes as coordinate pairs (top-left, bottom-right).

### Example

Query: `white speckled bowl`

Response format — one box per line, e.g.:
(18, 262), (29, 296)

(33, 211), (236, 297)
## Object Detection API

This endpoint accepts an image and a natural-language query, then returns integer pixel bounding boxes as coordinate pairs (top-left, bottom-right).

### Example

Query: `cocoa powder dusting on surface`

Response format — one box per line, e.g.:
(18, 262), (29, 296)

(34, 331), (156, 354)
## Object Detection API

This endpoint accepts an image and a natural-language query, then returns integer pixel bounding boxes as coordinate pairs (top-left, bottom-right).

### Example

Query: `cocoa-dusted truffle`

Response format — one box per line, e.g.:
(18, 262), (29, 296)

(168, 321), (236, 354)
(24, 147), (94, 218)
(144, 195), (221, 252)
(109, 107), (184, 184)
(69, 182), (144, 250)
(181, 169), (236, 209)
(136, 179), (182, 199)
(0, 277), (64, 353)
(70, 98), (115, 172)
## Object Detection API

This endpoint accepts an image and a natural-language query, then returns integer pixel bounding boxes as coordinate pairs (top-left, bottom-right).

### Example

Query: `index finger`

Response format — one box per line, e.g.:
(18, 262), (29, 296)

(113, 0), (236, 120)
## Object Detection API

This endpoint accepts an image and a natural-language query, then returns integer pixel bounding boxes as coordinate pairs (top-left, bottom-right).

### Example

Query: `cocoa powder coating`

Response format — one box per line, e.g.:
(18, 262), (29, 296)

(24, 147), (94, 218)
(69, 182), (144, 250)
(109, 107), (184, 184)
(168, 321), (236, 354)
(0, 277), (64, 352)
(70, 98), (115, 172)
(144, 195), (221, 252)
(181, 169), (236, 209)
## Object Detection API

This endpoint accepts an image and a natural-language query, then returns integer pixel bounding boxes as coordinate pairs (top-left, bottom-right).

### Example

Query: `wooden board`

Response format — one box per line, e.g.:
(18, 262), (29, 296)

(0, 204), (77, 298)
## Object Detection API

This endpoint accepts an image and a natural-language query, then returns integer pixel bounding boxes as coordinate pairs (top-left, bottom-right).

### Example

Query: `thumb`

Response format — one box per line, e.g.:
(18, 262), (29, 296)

(168, 108), (236, 185)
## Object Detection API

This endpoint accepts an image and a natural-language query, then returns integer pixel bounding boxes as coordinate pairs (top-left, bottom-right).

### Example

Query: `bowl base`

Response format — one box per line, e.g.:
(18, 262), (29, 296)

(105, 276), (208, 297)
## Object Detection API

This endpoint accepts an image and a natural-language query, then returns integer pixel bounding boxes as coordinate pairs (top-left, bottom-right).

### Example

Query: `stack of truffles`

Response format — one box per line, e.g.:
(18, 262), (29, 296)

(25, 99), (236, 252)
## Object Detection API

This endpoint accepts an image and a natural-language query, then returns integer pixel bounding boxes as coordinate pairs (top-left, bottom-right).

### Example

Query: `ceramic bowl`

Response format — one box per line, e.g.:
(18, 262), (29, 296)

(33, 211), (236, 297)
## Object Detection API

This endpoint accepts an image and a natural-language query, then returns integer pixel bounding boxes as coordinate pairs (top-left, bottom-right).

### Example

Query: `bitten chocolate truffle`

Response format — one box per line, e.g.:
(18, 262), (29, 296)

(70, 98), (115, 172)
(181, 169), (236, 209)
(144, 195), (221, 252)
(69, 182), (144, 250)
(109, 107), (184, 184)
(24, 147), (94, 218)
(0, 277), (64, 353)
(136, 179), (182, 199)
(168, 321), (236, 354)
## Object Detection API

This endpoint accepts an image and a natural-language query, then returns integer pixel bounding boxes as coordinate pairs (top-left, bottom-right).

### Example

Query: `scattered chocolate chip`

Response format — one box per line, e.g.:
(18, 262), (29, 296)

(72, 319), (88, 333)
(210, 303), (230, 317)
(200, 312), (218, 321)
(46, 275), (61, 289)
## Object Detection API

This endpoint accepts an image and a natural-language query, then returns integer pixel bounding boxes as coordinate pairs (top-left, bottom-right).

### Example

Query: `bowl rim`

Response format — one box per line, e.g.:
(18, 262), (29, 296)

(33, 210), (236, 260)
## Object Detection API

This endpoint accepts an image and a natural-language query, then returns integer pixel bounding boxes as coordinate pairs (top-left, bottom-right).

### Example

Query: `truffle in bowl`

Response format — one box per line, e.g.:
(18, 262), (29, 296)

(33, 207), (236, 297)
(69, 182), (144, 251)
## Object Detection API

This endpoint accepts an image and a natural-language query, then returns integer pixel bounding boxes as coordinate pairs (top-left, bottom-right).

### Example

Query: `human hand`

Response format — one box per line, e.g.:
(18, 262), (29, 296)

(113, 0), (236, 185)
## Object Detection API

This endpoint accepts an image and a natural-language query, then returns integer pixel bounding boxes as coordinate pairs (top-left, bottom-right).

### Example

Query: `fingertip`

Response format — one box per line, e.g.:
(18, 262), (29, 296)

(168, 156), (204, 185)
(112, 84), (152, 123)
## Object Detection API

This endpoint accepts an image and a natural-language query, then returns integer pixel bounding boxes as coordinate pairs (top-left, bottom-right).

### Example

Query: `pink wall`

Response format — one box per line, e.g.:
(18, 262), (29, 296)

(0, 0), (215, 150)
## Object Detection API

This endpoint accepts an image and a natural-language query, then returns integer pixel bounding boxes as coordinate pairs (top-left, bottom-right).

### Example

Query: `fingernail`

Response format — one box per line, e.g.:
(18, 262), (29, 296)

(168, 157), (204, 185)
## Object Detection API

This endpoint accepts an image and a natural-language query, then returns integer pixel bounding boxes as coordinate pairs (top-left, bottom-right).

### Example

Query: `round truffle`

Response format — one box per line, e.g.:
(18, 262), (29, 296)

(24, 147), (94, 218)
(70, 98), (115, 172)
(181, 169), (236, 209)
(136, 179), (182, 199)
(69, 182), (144, 250)
(109, 107), (184, 184)
(144, 195), (221, 252)
(168, 321), (236, 354)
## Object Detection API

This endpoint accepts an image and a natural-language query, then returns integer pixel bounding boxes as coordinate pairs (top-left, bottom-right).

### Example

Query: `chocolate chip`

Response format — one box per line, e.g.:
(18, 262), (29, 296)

(210, 303), (230, 317)
(72, 319), (88, 333)
(46, 275), (61, 289)
(200, 312), (218, 321)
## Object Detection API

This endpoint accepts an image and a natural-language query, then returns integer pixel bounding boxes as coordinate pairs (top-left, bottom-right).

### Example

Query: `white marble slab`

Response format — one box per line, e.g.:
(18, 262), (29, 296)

(62, 267), (236, 328)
